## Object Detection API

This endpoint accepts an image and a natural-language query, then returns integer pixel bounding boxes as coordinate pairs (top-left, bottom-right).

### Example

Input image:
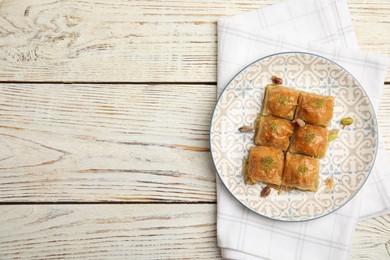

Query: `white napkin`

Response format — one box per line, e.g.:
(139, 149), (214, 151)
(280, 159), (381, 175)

(216, 0), (390, 259)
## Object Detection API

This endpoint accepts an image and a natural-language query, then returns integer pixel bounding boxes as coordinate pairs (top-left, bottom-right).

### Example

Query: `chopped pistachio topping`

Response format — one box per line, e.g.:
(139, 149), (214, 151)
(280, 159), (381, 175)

(314, 100), (324, 109)
(277, 95), (288, 106)
(261, 157), (274, 172)
(269, 121), (278, 133)
(304, 133), (315, 142)
(298, 163), (308, 174)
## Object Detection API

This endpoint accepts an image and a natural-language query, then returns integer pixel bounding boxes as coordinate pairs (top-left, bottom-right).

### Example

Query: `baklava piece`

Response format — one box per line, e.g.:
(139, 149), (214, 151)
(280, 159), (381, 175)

(295, 92), (335, 127)
(282, 153), (320, 192)
(244, 146), (284, 186)
(261, 84), (301, 120)
(289, 124), (329, 158)
(254, 116), (294, 151)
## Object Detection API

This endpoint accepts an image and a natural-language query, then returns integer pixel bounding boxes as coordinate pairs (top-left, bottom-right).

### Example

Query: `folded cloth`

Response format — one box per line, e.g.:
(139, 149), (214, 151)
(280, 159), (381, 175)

(216, 0), (390, 259)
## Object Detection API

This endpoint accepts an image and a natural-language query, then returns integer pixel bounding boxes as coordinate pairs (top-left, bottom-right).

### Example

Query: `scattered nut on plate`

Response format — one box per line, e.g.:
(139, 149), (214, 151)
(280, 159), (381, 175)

(292, 118), (305, 127)
(238, 125), (254, 132)
(271, 75), (283, 85)
(260, 186), (271, 197)
(340, 117), (354, 129)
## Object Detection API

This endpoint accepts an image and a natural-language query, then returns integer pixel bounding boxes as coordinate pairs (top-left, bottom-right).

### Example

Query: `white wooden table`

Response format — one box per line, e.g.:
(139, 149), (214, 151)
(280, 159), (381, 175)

(0, 1), (389, 259)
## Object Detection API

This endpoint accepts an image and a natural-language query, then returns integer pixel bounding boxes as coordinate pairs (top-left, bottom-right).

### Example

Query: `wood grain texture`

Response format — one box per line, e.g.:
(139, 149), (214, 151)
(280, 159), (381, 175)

(0, 0), (389, 82)
(378, 84), (390, 150)
(0, 204), (220, 259)
(350, 215), (390, 260)
(0, 83), (389, 202)
(0, 0), (389, 258)
(0, 83), (216, 202)
(0, 204), (388, 259)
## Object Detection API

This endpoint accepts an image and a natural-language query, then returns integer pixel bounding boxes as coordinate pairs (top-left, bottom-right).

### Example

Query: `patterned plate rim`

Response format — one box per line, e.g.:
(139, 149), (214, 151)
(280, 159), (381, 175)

(209, 51), (379, 222)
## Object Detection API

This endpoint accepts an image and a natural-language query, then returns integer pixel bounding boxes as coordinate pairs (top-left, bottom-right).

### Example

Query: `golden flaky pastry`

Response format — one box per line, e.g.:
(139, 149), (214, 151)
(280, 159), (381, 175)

(283, 153), (320, 192)
(254, 116), (293, 151)
(288, 124), (329, 158)
(295, 92), (335, 127)
(245, 146), (284, 186)
(262, 85), (301, 120)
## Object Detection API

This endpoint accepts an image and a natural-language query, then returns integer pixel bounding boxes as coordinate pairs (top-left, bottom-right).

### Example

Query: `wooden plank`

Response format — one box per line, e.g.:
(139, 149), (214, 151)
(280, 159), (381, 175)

(0, 0), (389, 82)
(0, 204), (220, 259)
(0, 83), (390, 202)
(347, 82), (390, 161)
(378, 84), (390, 150)
(0, 84), (216, 202)
(0, 204), (388, 259)
(350, 215), (390, 259)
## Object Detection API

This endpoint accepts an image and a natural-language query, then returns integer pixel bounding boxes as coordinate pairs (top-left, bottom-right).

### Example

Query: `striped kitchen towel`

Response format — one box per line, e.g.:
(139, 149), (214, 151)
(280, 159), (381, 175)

(216, 0), (390, 259)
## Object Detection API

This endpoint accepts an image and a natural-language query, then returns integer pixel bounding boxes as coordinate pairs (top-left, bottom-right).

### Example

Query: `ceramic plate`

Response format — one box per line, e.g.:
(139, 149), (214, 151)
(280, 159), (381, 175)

(210, 52), (378, 221)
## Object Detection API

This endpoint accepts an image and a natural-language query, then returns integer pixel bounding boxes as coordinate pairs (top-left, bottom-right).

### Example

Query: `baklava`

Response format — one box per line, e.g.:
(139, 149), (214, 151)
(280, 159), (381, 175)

(245, 146), (285, 186)
(282, 152), (320, 192)
(261, 84), (301, 120)
(288, 124), (329, 158)
(295, 92), (335, 127)
(254, 116), (294, 151)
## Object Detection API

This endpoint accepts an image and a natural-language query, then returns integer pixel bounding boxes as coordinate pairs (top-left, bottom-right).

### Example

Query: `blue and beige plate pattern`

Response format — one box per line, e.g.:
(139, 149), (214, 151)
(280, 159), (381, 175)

(210, 52), (378, 221)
